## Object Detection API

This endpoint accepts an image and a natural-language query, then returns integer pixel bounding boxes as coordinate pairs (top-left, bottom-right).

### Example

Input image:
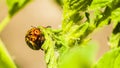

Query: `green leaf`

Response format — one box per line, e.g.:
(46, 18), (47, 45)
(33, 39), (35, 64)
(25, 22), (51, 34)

(108, 0), (120, 10)
(55, 0), (63, 7)
(0, 38), (17, 68)
(89, 0), (112, 10)
(40, 27), (58, 68)
(94, 47), (120, 68)
(109, 22), (120, 48)
(88, 0), (120, 28)
(111, 8), (120, 23)
(58, 41), (98, 68)
(6, 0), (31, 16)
(65, 22), (89, 46)
(63, 0), (92, 11)
(62, 0), (92, 30)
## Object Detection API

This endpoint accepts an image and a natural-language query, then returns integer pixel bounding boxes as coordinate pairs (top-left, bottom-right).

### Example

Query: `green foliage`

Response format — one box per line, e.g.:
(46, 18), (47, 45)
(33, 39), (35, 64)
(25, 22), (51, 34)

(58, 41), (98, 68)
(109, 22), (120, 48)
(0, 39), (17, 68)
(6, 0), (30, 17)
(39, 0), (120, 68)
(55, 0), (63, 7)
(0, 0), (30, 33)
(62, 0), (93, 30)
(89, 0), (120, 27)
(39, 25), (98, 68)
(94, 47), (120, 68)
(40, 27), (59, 68)
(0, 0), (31, 68)
(89, 0), (112, 10)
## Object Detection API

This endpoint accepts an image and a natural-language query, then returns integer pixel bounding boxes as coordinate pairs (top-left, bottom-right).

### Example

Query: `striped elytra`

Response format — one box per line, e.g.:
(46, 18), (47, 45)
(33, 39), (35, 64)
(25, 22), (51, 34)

(25, 27), (45, 50)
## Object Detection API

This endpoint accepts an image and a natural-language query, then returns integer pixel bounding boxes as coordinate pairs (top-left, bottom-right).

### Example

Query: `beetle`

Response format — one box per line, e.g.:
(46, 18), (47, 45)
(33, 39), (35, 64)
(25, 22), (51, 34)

(25, 27), (45, 50)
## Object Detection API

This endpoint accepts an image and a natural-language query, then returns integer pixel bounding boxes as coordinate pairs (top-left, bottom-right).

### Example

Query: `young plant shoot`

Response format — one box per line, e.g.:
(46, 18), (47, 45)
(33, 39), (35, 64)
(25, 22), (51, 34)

(25, 0), (120, 68)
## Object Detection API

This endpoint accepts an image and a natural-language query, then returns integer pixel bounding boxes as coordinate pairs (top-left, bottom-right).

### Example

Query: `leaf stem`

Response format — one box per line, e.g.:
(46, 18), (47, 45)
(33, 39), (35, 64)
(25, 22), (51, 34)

(0, 15), (11, 33)
(0, 38), (17, 68)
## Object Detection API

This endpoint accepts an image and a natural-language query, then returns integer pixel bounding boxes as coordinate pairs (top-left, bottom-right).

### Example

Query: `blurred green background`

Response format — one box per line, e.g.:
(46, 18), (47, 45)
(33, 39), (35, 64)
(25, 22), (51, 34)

(0, 0), (113, 68)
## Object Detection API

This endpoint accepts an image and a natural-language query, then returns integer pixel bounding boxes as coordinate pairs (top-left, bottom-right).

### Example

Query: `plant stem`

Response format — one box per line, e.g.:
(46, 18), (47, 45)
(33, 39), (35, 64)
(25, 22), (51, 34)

(0, 15), (11, 33)
(0, 38), (17, 68)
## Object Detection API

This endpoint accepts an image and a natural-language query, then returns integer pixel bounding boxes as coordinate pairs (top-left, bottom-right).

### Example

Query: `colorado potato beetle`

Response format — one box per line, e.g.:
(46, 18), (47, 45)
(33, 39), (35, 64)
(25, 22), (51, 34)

(25, 27), (45, 50)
